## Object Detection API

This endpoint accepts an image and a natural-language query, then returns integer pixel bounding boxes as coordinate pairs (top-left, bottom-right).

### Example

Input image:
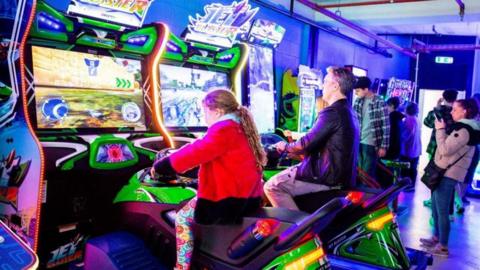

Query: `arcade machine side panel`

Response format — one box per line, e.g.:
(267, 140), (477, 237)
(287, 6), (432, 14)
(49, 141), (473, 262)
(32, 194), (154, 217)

(0, 0), (44, 256)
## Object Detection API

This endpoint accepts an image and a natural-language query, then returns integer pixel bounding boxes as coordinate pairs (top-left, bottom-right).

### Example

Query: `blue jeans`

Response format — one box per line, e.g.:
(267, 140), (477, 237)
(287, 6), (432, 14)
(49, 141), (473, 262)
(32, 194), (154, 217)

(431, 177), (457, 246)
(359, 144), (377, 178)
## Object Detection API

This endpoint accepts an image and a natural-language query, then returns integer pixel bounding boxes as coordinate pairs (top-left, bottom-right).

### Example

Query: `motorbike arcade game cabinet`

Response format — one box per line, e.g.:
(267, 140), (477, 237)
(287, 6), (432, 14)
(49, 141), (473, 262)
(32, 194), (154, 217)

(7, 0), (176, 267)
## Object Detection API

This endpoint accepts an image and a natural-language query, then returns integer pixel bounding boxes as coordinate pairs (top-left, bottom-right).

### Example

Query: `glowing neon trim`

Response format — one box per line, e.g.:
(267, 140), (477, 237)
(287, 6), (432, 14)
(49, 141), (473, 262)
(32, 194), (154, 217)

(150, 23), (174, 148)
(232, 43), (249, 102)
(19, 0), (45, 252)
(366, 212), (394, 231)
(285, 248), (325, 270)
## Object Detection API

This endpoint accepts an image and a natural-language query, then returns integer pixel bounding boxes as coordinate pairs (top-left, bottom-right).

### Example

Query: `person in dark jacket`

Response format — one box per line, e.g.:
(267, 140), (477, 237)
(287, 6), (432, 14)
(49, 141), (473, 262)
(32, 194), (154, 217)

(385, 97), (405, 160)
(264, 66), (359, 210)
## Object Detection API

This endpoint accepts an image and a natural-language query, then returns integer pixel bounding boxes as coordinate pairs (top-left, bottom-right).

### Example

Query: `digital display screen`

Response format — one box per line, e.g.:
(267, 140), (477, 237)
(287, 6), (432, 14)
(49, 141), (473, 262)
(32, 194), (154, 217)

(247, 19), (285, 47)
(248, 45), (275, 133)
(159, 64), (230, 128)
(95, 143), (135, 163)
(32, 46), (147, 130)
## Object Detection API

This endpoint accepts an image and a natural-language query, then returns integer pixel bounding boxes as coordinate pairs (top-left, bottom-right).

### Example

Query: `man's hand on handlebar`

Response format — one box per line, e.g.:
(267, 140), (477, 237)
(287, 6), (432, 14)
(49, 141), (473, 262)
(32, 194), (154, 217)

(274, 141), (287, 153)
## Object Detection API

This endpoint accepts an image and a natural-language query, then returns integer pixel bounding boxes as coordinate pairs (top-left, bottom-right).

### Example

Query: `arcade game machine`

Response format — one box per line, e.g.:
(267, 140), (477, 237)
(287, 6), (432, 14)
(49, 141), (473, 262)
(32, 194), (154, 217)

(157, 0), (255, 144)
(9, 0), (175, 267)
(1, 0), (43, 266)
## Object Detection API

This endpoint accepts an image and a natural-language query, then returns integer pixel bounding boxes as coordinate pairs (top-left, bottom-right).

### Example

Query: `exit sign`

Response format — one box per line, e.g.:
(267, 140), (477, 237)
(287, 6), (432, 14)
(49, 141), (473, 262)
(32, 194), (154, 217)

(435, 56), (454, 64)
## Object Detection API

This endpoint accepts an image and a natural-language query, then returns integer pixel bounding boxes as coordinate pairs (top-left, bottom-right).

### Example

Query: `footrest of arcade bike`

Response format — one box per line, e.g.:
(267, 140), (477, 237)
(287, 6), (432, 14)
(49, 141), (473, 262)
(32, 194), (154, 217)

(84, 231), (166, 270)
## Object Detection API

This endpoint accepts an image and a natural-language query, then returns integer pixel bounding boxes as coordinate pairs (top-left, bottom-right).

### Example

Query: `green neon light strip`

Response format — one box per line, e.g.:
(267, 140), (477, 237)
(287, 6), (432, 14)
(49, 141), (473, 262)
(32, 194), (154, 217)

(191, 42), (221, 51)
(78, 17), (124, 31)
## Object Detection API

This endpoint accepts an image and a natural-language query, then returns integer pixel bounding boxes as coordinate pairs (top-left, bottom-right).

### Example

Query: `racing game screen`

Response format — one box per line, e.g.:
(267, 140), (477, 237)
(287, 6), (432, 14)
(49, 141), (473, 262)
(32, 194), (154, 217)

(32, 46), (147, 130)
(159, 64), (230, 128)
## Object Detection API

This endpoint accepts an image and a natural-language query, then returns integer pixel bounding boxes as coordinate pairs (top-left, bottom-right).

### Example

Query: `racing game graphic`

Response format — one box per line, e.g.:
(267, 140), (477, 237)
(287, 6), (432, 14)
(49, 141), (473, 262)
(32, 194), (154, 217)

(159, 64), (230, 128)
(32, 46), (146, 130)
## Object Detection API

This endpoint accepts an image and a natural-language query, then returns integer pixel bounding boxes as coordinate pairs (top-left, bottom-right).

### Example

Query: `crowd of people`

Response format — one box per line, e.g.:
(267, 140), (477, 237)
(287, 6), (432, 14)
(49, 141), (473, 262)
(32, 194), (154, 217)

(150, 68), (478, 269)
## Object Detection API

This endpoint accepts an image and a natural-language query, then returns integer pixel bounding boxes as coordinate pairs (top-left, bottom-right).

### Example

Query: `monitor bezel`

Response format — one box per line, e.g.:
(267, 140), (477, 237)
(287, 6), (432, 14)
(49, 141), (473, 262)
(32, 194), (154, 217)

(26, 44), (150, 135)
(158, 61), (232, 133)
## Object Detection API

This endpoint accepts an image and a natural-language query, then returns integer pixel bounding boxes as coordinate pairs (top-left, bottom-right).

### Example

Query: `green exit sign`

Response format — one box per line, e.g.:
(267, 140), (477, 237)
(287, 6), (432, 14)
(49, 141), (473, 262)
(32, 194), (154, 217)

(435, 56), (454, 64)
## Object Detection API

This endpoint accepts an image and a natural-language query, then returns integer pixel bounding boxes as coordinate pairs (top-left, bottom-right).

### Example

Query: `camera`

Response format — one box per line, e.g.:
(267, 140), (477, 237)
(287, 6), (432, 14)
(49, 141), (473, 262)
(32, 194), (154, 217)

(433, 107), (443, 120)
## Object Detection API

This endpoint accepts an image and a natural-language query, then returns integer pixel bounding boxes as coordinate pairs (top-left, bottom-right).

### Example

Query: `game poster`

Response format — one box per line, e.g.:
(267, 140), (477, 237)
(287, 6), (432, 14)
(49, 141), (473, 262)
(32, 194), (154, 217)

(278, 69), (300, 132)
(248, 45), (275, 134)
(297, 65), (323, 133)
(386, 77), (414, 104)
(0, 0), (42, 249)
(32, 46), (146, 130)
(246, 19), (286, 48)
(159, 64), (230, 128)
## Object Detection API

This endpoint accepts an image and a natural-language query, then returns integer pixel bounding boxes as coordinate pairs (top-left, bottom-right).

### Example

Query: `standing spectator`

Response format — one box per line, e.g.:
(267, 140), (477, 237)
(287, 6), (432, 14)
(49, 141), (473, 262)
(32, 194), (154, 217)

(400, 103), (422, 191)
(385, 97), (405, 160)
(455, 93), (480, 212)
(353, 76), (390, 179)
(420, 99), (480, 257)
(423, 90), (457, 207)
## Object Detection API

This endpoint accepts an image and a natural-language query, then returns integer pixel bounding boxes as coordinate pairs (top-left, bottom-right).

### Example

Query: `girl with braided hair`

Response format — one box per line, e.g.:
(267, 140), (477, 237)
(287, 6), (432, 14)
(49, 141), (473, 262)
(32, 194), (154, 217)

(151, 89), (266, 270)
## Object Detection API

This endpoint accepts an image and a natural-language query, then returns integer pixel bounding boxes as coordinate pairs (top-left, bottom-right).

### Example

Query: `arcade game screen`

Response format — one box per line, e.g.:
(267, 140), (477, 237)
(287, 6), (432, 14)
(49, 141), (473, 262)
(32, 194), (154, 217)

(32, 46), (147, 130)
(159, 64), (230, 128)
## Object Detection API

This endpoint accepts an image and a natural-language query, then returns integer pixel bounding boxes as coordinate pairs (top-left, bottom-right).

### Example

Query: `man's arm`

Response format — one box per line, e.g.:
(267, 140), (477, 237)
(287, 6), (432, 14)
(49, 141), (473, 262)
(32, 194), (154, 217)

(378, 99), (390, 150)
(424, 110), (435, 128)
(285, 109), (337, 154)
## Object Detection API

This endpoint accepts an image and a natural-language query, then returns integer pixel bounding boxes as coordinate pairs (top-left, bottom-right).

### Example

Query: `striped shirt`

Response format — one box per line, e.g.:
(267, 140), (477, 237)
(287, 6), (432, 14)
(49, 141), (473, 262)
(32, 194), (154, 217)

(353, 94), (390, 150)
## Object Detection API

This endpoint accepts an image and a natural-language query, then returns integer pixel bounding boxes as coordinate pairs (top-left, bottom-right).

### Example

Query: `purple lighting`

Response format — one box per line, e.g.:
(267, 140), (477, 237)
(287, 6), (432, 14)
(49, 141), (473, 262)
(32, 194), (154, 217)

(166, 41), (179, 52)
(126, 35), (148, 46)
(37, 12), (65, 33)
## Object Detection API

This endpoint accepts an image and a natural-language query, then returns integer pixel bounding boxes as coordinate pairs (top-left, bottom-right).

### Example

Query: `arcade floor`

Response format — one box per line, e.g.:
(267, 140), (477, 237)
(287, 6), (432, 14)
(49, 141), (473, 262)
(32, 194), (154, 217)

(396, 182), (480, 270)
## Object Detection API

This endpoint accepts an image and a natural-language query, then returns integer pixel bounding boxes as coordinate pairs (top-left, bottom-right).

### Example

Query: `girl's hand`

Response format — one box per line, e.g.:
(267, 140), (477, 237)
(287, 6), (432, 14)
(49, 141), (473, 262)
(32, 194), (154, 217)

(435, 118), (446, 130)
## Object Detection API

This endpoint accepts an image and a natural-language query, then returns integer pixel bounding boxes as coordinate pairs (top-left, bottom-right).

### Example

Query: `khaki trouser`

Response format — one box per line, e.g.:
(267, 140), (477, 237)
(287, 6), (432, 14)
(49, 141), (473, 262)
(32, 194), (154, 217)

(264, 166), (332, 210)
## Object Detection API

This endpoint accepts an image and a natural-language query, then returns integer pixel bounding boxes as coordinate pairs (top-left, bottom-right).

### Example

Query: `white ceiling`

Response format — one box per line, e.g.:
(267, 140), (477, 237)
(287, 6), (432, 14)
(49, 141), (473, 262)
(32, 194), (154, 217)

(301, 0), (480, 36)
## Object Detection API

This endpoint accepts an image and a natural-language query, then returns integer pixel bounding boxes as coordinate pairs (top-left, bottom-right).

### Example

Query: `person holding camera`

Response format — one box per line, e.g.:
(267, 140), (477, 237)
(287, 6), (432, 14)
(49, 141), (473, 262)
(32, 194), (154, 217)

(420, 99), (480, 257)
(423, 90), (458, 159)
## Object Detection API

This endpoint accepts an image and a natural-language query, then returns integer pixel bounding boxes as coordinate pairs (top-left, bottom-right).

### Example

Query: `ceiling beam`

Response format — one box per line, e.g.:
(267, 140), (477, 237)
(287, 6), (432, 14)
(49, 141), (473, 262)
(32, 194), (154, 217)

(296, 0), (417, 58)
(413, 43), (480, 52)
(454, 0), (465, 20)
(318, 0), (432, 9)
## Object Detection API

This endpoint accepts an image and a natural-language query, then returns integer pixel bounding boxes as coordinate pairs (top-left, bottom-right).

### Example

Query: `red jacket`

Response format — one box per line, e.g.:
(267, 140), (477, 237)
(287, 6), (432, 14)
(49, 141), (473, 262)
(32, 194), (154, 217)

(170, 119), (263, 224)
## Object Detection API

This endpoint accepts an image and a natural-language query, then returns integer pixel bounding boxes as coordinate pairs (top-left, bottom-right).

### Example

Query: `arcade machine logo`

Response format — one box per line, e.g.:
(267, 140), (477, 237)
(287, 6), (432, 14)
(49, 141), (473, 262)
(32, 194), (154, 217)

(185, 0), (258, 48)
(47, 234), (85, 268)
(84, 58), (100, 76)
(67, 0), (153, 28)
